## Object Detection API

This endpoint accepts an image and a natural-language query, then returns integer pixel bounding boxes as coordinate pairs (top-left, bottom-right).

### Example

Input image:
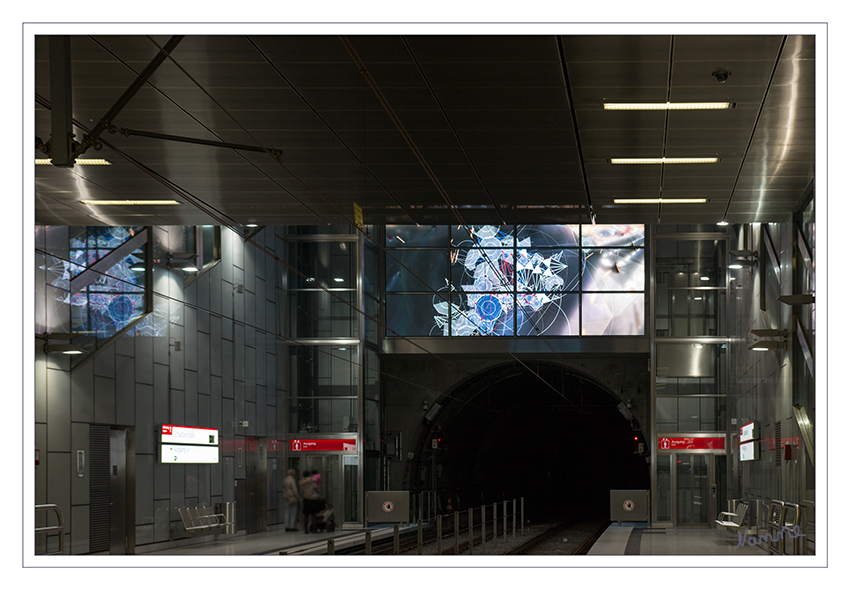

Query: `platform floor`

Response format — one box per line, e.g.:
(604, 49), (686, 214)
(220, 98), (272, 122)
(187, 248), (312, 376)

(137, 521), (771, 557)
(587, 522), (766, 555)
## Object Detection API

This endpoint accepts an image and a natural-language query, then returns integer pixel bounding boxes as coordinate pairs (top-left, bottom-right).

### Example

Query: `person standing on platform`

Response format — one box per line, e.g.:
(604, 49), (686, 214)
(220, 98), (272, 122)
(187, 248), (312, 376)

(299, 470), (322, 533)
(282, 469), (300, 532)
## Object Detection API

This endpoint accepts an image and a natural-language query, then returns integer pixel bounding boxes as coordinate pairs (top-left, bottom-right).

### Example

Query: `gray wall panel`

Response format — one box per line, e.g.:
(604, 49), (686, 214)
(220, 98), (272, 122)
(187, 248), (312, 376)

(93, 375), (116, 425)
(47, 367), (71, 452)
(35, 423), (47, 506)
(221, 398), (234, 438)
(209, 316), (222, 377)
(169, 324), (185, 391)
(35, 355), (48, 423)
(154, 460), (170, 500)
(244, 290), (256, 331)
(154, 498), (170, 542)
(153, 364), (169, 426)
(70, 358), (94, 423)
(197, 331), (211, 394)
(94, 344), (115, 379)
(232, 232), (244, 271)
(70, 505), (89, 555)
(134, 336), (154, 384)
(246, 344), (257, 393)
(210, 375), (222, 430)
(198, 392), (210, 428)
(184, 303), (198, 372)
(46, 452), (71, 536)
(184, 371), (198, 425)
(234, 381), (246, 426)
(115, 354), (135, 426)
(115, 332), (134, 357)
(266, 353), (276, 396)
(234, 324), (245, 383)
(222, 339), (234, 398)
(70, 422), (89, 505)
(135, 383), (154, 455)
(209, 264), (222, 314)
(170, 388), (185, 425)
(245, 402), (256, 436)
(244, 245), (256, 294)
(136, 453), (154, 526)
(221, 230), (234, 284)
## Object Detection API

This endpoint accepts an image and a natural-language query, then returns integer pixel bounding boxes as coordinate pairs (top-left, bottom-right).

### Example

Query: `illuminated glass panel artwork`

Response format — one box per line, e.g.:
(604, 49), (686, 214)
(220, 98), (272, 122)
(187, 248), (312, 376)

(581, 248), (645, 291)
(517, 224), (580, 247)
(386, 249), (448, 292)
(581, 224), (645, 247)
(68, 226), (143, 278)
(516, 294), (579, 336)
(384, 224), (645, 337)
(581, 293), (645, 335)
(449, 291), (515, 336)
(386, 224), (448, 247)
(70, 253), (146, 337)
(386, 293), (448, 336)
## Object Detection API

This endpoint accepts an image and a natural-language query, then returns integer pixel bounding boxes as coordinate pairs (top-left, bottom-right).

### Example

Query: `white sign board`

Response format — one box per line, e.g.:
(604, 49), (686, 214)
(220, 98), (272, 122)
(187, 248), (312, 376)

(740, 421), (758, 443)
(162, 444), (220, 464)
(739, 440), (758, 461)
(161, 424), (218, 445)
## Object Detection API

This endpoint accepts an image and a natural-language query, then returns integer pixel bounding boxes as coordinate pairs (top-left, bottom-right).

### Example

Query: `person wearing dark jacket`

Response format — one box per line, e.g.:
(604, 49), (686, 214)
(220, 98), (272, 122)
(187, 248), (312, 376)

(299, 470), (322, 533)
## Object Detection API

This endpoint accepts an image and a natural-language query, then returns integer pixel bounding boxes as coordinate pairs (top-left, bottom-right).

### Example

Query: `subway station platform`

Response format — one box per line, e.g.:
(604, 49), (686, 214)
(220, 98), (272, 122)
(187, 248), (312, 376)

(587, 522), (767, 556)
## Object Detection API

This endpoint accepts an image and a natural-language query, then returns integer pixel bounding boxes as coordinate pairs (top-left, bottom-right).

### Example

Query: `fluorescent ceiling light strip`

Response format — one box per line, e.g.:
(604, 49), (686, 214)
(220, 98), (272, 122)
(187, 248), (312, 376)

(613, 198), (707, 204)
(36, 158), (112, 165)
(603, 102), (730, 111)
(610, 157), (718, 164)
(81, 200), (181, 206)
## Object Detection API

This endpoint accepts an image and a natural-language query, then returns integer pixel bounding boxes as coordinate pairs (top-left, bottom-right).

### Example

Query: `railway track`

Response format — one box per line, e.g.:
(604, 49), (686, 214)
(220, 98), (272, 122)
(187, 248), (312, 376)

(508, 518), (610, 555)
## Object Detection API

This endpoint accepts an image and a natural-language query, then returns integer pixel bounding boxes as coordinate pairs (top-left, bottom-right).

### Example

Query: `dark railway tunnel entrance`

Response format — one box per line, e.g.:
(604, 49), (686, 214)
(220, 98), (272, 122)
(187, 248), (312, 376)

(411, 362), (650, 523)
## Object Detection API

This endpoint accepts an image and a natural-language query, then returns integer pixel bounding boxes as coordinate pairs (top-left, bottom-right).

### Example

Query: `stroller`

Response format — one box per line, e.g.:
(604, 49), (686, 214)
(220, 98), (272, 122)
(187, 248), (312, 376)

(312, 500), (336, 533)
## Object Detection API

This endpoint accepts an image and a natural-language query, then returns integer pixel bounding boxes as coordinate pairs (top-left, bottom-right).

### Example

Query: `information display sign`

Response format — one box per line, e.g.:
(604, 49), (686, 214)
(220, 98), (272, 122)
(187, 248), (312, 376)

(740, 421), (759, 443)
(740, 440), (759, 461)
(162, 444), (219, 464)
(161, 424), (218, 445)
(657, 437), (725, 450)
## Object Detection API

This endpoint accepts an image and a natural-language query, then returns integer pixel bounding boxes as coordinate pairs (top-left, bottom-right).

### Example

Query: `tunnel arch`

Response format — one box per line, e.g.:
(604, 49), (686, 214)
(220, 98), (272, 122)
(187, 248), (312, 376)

(408, 361), (650, 520)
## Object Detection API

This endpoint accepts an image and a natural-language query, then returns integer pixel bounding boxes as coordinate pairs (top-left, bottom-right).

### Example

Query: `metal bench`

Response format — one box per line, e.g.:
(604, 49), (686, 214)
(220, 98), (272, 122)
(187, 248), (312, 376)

(178, 505), (230, 534)
(715, 501), (748, 532)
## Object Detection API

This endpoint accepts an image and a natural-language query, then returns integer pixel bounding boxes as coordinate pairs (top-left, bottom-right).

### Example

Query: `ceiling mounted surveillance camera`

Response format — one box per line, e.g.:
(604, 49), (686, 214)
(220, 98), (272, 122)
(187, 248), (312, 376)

(712, 69), (731, 83)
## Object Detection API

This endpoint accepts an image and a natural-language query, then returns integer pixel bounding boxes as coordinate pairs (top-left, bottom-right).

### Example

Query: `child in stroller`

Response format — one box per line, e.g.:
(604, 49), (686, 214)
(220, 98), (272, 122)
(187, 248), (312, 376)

(311, 500), (335, 533)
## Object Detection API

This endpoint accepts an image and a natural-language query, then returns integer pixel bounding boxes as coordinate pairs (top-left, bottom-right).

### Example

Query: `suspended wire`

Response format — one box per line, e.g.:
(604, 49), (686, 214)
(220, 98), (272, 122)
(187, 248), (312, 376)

(142, 34), (581, 400)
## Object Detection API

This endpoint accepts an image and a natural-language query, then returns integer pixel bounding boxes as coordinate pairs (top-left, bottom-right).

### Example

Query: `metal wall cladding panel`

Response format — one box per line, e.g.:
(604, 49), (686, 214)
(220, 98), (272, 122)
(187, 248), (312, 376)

(244, 247), (256, 294)
(197, 332), (211, 394)
(198, 392), (211, 427)
(70, 359), (94, 423)
(222, 340), (235, 398)
(134, 383), (155, 455)
(153, 459), (170, 500)
(134, 335), (154, 385)
(235, 381), (246, 423)
(209, 316), (222, 376)
(184, 371), (198, 425)
(211, 375), (223, 430)
(47, 368), (71, 452)
(71, 422), (90, 506)
(153, 364), (170, 426)
(184, 305), (198, 372)
(246, 345), (257, 392)
(656, 343), (717, 377)
(245, 402), (257, 436)
(366, 491), (410, 523)
(135, 453), (154, 526)
(220, 230), (234, 285)
(115, 355), (136, 427)
(234, 324), (246, 383)
(170, 388), (185, 425)
(70, 505), (90, 555)
(35, 423), (47, 506)
(154, 498), (170, 543)
(221, 398), (235, 438)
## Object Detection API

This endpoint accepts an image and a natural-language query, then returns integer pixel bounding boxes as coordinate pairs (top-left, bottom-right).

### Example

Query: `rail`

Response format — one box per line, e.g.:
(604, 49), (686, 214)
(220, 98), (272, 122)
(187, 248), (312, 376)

(35, 504), (65, 555)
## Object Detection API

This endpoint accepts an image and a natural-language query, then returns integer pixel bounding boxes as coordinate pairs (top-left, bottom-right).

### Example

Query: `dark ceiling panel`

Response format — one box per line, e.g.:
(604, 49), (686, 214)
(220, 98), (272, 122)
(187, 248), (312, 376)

(32, 33), (816, 227)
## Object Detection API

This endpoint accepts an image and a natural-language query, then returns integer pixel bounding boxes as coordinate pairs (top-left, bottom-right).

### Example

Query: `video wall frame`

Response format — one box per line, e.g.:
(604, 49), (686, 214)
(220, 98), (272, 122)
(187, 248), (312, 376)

(385, 224), (645, 337)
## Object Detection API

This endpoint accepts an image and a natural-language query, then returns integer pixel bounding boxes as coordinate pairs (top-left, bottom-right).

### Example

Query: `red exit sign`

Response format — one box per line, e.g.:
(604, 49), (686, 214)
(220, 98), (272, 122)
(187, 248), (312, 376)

(658, 437), (725, 450)
(290, 439), (356, 452)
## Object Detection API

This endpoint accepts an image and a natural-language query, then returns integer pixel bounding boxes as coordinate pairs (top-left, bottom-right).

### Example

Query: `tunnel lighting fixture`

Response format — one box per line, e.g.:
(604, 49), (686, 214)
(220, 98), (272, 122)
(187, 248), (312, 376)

(700, 276), (710, 281)
(333, 277), (344, 283)
(129, 262), (146, 272)
(36, 158), (112, 165)
(716, 220), (729, 226)
(610, 157), (719, 164)
(729, 260), (757, 269)
(81, 200), (181, 206)
(603, 102), (731, 111)
(693, 296), (703, 301)
(246, 223), (258, 228)
(613, 198), (706, 204)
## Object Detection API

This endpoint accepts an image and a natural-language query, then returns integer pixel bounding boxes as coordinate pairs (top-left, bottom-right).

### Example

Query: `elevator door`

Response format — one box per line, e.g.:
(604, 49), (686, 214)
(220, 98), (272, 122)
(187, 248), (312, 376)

(246, 438), (268, 534)
(673, 454), (725, 526)
(305, 455), (342, 523)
